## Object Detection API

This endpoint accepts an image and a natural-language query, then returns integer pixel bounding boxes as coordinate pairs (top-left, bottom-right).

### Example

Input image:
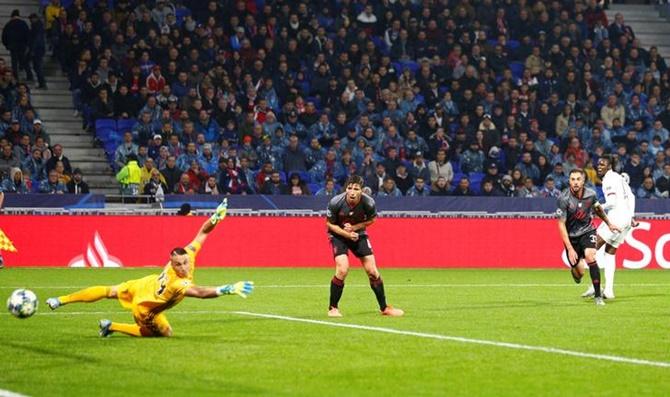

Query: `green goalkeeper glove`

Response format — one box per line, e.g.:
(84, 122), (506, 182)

(217, 281), (254, 298)
(209, 198), (228, 225)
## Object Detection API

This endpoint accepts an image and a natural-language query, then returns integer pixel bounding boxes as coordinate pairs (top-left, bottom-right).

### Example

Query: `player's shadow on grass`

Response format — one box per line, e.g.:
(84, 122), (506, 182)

(4, 340), (101, 363)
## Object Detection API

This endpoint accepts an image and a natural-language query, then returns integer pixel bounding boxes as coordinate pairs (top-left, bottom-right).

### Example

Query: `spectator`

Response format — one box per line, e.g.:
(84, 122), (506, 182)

(115, 154), (141, 196)
(1, 167), (30, 193)
(623, 152), (644, 190)
(2, 10), (31, 81)
(66, 168), (89, 194)
(185, 160), (208, 193)
(174, 173), (196, 195)
(45, 144), (71, 175)
(500, 175), (515, 197)
(393, 164), (414, 195)
(365, 163), (387, 195)
(200, 176), (220, 195)
(21, 147), (45, 181)
(430, 176), (450, 196)
(0, 144), (20, 176)
(452, 177), (475, 197)
(218, 158), (250, 195)
(38, 169), (66, 194)
(282, 134), (307, 173)
(406, 176), (430, 197)
(480, 180), (502, 197)
(539, 177), (561, 198)
(461, 140), (485, 174)
(656, 164), (670, 197)
(377, 177), (402, 198)
(260, 170), (289, 195)
(316, 178), (341, 197)
(428, 149), (453, 184)
(28, 14), (46, 89)
(143, 168), (168, 198)
(515, 152), (540, 183)
(637, 176), (664, 199)
(30, 119), (50, 146)
(287, 173), (311, 196)
(517, 177), (541, 198)
(114, 131), (139, 170)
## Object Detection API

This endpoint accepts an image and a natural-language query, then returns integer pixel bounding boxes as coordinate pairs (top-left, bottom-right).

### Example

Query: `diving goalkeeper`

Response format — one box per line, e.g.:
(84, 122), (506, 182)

(46, 198), (254, 337)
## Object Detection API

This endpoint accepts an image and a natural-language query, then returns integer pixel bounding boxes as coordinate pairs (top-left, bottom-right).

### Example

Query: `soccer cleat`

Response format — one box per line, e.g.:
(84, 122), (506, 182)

(327, 307), (342, 317)
(581, 286), (595, 298)
(381, 305), (404, 317)
(98, 319), (113, 337)
(46, 297), (61, 310)
(594, 297), (606, 306)
(603, 290), (615, 300)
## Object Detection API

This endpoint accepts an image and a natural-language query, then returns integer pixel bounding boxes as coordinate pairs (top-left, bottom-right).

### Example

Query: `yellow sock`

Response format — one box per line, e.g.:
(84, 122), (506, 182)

(109, 322), (144, 337)
(59, 286), (110, 304)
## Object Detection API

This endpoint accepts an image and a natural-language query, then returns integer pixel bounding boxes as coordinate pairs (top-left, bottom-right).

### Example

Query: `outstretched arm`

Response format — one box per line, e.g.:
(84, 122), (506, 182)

(185, 281), (254, 299)
(191, 198), (228, 247)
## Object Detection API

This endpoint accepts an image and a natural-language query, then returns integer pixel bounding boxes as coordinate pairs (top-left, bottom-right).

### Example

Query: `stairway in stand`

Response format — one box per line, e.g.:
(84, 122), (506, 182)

(0, 0), (117, 195)
(606, 4), (670, 66)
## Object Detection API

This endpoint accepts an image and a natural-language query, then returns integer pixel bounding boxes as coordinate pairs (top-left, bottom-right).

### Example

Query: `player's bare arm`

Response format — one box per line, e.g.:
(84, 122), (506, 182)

(346, 218), (375, 232)
(327, 220), (359, 241)
(593, 203), (621, 233)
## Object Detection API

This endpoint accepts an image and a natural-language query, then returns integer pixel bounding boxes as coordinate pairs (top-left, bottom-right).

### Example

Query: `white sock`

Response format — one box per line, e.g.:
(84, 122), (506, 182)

(603, 252), (616, 295)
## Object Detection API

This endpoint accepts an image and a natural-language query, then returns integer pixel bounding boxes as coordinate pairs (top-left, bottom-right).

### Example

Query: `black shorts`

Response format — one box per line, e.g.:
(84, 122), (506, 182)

(329, 234), (374, 258)
(566, 230), (597, 266)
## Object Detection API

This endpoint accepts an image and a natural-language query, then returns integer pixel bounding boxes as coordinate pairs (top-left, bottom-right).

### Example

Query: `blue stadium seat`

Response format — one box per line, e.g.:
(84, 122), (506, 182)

(298, 171), (312, 184)
(117, 118), (137, 133)
(468, 172), (485, 194)
(508, 40), (520, 50)
(509, 62), (524, 80)
(451, 172), (465, 188)
(95, 119), (116, 131)
(308, 183), (321, 195)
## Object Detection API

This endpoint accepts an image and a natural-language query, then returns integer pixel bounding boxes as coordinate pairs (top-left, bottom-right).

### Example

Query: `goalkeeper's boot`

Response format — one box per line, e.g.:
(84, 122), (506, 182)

(381, 305), (404, 317)
(99, 319), (113, 337)
(581, 286), (595, 298)
(210, 198), (228, 225)
(594, 297), (606, 306)
(327, 307), (342, 318)
(46, 297), (62, 310)
(603, 290), (615, 300)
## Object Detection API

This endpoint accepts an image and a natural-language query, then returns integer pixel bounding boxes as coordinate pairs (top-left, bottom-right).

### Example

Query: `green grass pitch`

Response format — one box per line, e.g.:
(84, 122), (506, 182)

(1, 268), (669, 397)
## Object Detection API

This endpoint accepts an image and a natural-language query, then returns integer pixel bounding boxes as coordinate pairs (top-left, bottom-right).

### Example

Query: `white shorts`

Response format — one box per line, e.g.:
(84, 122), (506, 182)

(597, 217), (632, 248)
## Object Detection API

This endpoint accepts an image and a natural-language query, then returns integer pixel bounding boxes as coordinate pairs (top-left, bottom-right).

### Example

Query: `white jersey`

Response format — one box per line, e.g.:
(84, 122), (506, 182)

(601, 170), (635, 221)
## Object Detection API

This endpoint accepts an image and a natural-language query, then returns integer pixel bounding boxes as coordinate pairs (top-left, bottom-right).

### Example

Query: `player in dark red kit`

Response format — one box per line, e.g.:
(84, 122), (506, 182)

(326, 175), (404, 317)
(556, 169), (620, 306)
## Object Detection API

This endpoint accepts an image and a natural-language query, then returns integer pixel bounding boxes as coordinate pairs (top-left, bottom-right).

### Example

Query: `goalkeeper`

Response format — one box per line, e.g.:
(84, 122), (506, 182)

(46, 198), (254, 337)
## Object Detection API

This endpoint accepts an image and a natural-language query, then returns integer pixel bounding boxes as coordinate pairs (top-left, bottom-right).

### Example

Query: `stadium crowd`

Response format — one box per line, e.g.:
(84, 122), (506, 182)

(5, 0), (670, 199)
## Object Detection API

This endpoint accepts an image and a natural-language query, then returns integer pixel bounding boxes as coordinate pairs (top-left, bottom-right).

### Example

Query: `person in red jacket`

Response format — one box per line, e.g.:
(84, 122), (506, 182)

(146, 65), (166, 95)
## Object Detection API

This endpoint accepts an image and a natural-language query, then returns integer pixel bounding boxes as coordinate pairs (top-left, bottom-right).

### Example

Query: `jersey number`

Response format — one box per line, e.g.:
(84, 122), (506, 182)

(157, 272), (167, 296)
(590, 234), (597, 244)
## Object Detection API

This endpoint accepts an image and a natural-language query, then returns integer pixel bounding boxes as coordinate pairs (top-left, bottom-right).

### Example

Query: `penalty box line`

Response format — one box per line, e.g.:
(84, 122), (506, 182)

(231, 311), (670, 369)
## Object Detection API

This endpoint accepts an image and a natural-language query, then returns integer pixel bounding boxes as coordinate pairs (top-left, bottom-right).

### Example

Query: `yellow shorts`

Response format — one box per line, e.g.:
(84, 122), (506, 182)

(116, 280), (171, 335)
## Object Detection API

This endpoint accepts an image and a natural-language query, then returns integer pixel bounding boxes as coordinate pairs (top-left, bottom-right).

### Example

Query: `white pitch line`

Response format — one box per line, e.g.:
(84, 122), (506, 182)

(1, 283), (670, 290)
(0, 388), (30, 397)
(231, 311), (670, 369)
(6, 309), (670, 368)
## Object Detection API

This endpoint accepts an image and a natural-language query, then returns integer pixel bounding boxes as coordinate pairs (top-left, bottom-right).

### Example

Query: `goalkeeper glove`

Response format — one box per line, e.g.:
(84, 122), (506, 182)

(217, 281), (254, 298)
(209, 198), (228, 225)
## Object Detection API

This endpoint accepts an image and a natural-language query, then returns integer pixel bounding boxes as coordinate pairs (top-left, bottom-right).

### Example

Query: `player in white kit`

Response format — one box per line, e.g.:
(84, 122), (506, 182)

(582, 155), (637, 299)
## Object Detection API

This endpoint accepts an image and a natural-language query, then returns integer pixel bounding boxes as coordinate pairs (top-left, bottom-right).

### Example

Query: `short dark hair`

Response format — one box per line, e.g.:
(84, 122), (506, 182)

(600, 154), (616, 169)
(569, 168), (586, 178)
(345, 175), (365, 187)
(171, 247), (187, 256)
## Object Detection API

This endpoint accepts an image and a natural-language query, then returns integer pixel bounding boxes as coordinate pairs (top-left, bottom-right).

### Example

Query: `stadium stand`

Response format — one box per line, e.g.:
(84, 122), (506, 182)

(2, 0), (670, 200)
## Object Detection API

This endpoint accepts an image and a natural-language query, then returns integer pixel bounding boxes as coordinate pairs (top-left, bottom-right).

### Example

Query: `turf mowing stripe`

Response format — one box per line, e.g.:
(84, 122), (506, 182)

(231, 311), (670, 369)
(2, 283), (670, 289)
(0, 388), (30, 397)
